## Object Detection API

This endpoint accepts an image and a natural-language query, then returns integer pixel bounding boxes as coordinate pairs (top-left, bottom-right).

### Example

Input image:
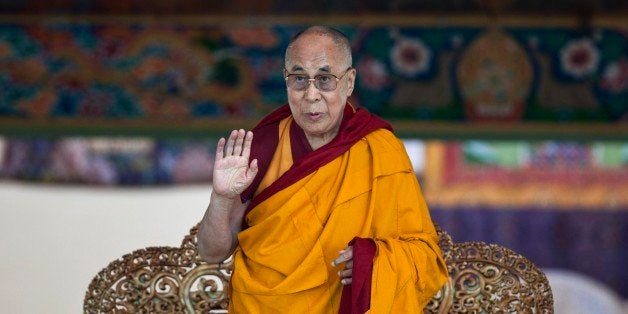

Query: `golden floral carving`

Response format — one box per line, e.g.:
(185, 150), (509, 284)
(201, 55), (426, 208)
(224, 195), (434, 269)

(85, 224), (553, 313)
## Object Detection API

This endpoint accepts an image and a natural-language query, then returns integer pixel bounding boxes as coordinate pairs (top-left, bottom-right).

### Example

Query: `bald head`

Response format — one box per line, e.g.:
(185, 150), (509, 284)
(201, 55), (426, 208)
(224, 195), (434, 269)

(285, 26), (352, 69)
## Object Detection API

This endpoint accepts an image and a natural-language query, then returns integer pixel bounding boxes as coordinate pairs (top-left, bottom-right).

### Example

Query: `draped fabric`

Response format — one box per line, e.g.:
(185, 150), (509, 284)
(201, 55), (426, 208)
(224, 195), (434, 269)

(229, 104), (448, 313)
(431, 207), (628, 299)
(339, 237), (376, 314)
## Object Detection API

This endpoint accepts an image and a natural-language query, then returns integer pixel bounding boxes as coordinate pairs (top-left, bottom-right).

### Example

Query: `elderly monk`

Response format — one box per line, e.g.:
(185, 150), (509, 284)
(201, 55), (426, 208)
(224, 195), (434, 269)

(198, 26), (448, 313)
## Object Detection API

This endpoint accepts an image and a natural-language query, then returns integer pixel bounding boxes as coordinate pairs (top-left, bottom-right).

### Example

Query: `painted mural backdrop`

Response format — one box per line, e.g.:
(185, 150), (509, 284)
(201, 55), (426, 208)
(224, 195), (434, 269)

(1, 20), (626, 299)
(0, 21), (626, 126)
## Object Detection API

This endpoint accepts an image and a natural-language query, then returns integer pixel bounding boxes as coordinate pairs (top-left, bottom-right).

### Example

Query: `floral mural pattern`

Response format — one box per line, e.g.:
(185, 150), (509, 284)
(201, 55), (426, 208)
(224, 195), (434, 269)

(0, 21), (626, 127)
(559, 38), (600, 79)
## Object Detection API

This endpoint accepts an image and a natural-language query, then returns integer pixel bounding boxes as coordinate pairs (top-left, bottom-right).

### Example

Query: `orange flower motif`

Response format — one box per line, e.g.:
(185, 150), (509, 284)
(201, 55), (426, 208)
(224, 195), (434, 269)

(225, 27), (279, 49)
(132, 57), (169, 80)
(17, 90), (57, 118)
(159, 98), (190, 119)
(8, 58), (47, 85)
(140, 95), (190, 120)
(0, 42), (11, 58)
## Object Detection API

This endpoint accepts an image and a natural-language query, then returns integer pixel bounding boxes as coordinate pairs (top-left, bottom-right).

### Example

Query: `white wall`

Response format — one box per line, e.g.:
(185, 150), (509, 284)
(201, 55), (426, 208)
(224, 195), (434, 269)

(0, 181), (211, 314)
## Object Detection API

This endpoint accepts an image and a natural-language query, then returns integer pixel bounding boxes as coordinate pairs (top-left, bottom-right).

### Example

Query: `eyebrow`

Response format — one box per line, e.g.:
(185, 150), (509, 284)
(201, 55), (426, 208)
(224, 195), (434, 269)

(318, 66), (331, 73)
(288, 65), (332, 73)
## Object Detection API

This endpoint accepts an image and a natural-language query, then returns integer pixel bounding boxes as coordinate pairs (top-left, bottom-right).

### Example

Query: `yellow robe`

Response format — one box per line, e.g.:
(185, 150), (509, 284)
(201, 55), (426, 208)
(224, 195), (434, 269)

(230, 118), (448, 313)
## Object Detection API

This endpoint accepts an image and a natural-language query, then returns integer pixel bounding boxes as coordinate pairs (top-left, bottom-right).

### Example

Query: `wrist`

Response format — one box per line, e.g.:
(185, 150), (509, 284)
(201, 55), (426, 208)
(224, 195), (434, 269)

(211, 190), (239, 208)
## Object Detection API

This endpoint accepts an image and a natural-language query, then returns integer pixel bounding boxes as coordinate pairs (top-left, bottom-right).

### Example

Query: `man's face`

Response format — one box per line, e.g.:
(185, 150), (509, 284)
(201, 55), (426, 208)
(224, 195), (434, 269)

(284, 34), (356, 143)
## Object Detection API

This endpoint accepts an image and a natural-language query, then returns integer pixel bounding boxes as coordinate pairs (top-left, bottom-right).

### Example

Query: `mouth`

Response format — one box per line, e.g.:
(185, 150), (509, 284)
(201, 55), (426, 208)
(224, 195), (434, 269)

(305, 112), (325, 121)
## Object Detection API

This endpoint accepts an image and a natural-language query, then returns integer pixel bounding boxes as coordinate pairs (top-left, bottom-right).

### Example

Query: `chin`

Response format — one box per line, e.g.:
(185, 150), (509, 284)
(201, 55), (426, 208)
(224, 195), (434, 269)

(300, 125), (324, 136)
(304, 128), (326, 137)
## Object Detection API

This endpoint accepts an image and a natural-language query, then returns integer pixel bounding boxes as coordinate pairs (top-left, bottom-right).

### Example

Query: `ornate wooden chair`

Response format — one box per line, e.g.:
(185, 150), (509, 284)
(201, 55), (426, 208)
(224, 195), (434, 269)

(84, 224), (553, 313)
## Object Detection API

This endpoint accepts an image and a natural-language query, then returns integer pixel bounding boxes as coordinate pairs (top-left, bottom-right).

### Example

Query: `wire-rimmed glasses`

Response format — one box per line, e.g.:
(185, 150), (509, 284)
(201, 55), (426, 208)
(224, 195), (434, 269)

(284, 68), (352, 92)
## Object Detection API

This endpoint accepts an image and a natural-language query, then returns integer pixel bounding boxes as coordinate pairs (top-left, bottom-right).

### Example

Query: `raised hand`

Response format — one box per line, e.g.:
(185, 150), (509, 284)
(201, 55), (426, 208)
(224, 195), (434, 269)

(212, 129), (258, 199)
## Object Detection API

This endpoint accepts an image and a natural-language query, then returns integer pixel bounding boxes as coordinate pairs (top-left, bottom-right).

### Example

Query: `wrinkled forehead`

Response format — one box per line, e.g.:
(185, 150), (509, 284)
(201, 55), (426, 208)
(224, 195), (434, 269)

(285, 35), (344, 73)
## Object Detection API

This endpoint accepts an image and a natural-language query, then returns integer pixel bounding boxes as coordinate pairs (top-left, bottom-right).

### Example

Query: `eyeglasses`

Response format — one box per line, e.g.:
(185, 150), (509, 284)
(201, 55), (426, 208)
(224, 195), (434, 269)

(284, 68), (352, 92)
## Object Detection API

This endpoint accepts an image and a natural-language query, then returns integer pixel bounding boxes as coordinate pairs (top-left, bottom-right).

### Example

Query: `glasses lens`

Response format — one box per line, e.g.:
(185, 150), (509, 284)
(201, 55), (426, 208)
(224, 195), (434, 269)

(287, 75), (308, 90)
(315, 75), (337, 91)
(286, 73), (342, 91)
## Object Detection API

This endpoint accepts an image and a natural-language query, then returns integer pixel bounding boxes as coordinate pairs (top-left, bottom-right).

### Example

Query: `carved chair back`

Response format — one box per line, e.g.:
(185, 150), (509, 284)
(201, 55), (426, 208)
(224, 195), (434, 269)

(84, 224), (553, 313)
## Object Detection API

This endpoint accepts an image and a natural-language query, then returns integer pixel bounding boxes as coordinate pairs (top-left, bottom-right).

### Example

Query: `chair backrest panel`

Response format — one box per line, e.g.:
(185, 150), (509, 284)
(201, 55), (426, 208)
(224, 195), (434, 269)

(425, 240), (553, 313)
(84, 224), (553, 313)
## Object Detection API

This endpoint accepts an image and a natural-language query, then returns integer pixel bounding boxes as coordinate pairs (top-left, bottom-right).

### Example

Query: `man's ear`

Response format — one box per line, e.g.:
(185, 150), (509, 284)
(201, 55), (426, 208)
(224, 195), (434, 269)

(346, 68), (357, 96)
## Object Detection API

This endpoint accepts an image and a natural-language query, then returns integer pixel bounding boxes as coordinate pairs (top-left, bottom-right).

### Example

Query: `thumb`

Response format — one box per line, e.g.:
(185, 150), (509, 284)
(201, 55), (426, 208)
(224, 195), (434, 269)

(246, 159), (258, 181)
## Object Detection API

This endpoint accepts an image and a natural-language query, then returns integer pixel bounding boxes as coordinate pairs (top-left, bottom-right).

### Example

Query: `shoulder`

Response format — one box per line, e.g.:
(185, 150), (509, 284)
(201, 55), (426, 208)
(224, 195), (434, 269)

(362, 129), (413, 175)
(364, 129), (406, 154)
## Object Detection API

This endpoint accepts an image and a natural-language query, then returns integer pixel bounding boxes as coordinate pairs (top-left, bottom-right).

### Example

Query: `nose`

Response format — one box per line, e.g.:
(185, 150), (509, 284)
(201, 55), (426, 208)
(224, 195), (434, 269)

(304, 79), (321, 102)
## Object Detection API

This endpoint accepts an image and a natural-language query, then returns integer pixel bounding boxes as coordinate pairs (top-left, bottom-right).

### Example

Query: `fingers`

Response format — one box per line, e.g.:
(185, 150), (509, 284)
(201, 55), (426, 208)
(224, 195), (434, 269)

(232, 129), (246, 156)
(332, 247), (354, 285)
(242, 131), (253, 160)
(338, 268), (352, 279)
(331, 246), (353, 267)
(225, 130), (238, 156)
(216, 129), (253, 159)
(223, 129), (251, 158)
(215, 137), (226, 160)
(338, 265), (353, 286)
(246, 159), (258, 181)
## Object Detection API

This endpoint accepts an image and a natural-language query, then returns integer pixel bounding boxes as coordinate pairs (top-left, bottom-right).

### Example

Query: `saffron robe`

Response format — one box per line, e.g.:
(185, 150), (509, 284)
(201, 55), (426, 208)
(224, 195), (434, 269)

(229, 104), (448, 313)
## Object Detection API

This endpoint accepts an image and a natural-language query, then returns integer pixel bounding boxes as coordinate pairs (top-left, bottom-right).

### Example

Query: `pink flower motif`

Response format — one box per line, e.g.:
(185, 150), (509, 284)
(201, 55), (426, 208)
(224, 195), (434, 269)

(390, 38), (432, 77)
(357, 56), (390, 91)
(600, 59), (628, 93)
(559, 38), (600, 79)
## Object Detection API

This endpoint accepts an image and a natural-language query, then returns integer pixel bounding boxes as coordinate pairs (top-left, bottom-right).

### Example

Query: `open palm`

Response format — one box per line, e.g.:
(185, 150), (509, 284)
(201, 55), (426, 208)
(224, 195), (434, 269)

(212, 129), (258, 198)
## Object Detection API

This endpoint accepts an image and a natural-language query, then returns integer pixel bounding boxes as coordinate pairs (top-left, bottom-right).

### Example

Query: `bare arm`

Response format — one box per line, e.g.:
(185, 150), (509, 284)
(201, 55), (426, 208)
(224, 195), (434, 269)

(198, 129), (258, 264)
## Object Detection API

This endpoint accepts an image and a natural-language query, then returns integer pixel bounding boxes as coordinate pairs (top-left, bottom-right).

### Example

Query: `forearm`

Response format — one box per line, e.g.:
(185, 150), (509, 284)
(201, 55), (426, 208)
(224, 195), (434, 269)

(197, 191), (240, 263)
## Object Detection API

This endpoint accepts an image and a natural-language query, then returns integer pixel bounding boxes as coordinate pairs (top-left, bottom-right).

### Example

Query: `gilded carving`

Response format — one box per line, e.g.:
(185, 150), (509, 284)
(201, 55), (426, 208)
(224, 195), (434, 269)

(84, 224), (553, 313)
